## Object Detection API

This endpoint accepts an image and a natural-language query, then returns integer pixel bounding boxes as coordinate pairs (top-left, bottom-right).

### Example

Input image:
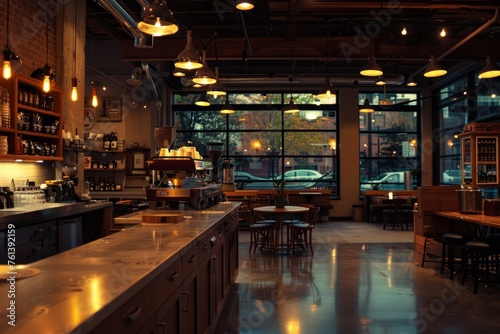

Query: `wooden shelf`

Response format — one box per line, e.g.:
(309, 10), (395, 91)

(0, 73), (63, 160)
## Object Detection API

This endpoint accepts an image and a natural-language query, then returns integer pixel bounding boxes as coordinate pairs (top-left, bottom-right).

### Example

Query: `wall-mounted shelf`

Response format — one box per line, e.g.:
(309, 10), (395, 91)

(0, 73), (63, 161)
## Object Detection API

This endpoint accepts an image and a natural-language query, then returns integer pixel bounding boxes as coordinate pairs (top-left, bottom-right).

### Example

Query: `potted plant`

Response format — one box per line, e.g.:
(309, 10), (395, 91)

(273, 176), (288, 208)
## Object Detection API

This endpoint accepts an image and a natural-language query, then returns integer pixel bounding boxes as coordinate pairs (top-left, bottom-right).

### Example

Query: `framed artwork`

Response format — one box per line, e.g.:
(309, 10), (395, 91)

(83, 156), (92, 169)
(96, 97), (122, 122)
(126, 148), (150, 175)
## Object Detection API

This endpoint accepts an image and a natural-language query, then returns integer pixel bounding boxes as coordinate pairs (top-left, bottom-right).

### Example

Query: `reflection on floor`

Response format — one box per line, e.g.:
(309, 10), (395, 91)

(216, 222), (500, 334)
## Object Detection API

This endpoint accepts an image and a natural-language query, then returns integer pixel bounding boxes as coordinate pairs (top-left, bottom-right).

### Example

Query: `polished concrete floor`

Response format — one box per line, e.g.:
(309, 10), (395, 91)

(216, 222), (500, 334)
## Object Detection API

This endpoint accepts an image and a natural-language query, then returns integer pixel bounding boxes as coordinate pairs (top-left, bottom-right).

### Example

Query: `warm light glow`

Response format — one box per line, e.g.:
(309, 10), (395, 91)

(492, 93), (497, 98)
(71, 86), (77, 101)
(71, 77), (78, 102)
(91, 87), (98, 107)
(3, 61), (11, 79)
(42, 75), (51, 93)
(447, 139), (453, 148)
(440, 27), (446, 37)
(401, 27), (407, 35)
(252, 140), (261, 151)
(329, 138), (336, 151)
(236, 0), (254, 10)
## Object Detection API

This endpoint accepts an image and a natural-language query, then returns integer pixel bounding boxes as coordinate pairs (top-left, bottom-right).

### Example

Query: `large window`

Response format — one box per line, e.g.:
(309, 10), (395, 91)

(172, 92), (339, 197)
(359, 92), (420, 192)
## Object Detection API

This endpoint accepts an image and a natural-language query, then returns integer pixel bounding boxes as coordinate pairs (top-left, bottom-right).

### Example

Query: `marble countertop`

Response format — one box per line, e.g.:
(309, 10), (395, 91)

(0, 201), (240, 333)
(0, 200), (113, 230)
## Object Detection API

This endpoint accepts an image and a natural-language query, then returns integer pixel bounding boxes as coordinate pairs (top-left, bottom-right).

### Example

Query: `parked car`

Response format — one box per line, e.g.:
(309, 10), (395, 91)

(234, 171), (274, 190)
(360, 171), (409, 190)
(277, 169), (324, 180)
(234, 171), (267, 181)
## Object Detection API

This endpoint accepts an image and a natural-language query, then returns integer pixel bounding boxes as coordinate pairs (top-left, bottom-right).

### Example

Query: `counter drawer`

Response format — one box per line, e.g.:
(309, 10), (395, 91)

(97, 277), (159, 333)
(198, 233), (216, 261)
(182, 244), (198, 279)
(155, 257), (183, 307)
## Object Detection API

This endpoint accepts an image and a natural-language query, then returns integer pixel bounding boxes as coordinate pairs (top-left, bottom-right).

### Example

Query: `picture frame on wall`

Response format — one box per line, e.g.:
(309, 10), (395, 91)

(83, 97), (122, 122)
(83, 156), (92, 169)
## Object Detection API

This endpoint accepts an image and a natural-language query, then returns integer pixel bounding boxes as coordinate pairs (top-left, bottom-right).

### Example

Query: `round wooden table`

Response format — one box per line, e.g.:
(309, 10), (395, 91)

(253, 205), (309, 254)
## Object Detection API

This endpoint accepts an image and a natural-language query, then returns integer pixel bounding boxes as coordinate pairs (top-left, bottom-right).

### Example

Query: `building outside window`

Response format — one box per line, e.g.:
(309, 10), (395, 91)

(172, 92), (339, 198)
(359, 92), (420, 193)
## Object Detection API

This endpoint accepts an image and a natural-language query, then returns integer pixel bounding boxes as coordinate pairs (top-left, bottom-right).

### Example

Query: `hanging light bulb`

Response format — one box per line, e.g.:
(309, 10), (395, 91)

(2, 50), (12, 79)
(91, 86), (98, 107)
(71, 77), (78, 102)
(317, 78), (335, 99)
(42, 64), (51, 93)
(401, 26), (407, 36)
(440, 27), (446, 37)
(235, 0), (254, 10)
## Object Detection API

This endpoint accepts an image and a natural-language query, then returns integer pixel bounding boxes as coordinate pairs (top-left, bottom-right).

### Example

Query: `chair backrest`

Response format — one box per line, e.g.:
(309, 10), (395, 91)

(306, 207), (320, 227)
(392, 198), (405, 212)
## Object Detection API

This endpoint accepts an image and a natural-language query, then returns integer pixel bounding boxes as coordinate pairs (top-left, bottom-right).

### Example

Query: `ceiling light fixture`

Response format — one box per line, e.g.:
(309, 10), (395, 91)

(478, 56), (500, 79)
(193, 49), (216, 85)
(138, 0), (178, 36)
(235, 0), (254, 10)
(220, 94), (235, 114)
(172, 67), (186, 77)
(317, 78), (335, 99)
(283, 96), (300, 113)
(207, 67), (226, 97)
(195, 92), (210, 106)
(359, 98), (374, 113)
(401, 26), (407, 36)
(175, 30), (202, 70)
(440, 27), (446, 37)
(360, 55), (383, 77)
(406, 77), (417, 87)
(375, 76), (386, 86)
(423, 55), (447, 77)
(126, 67), (143, 85)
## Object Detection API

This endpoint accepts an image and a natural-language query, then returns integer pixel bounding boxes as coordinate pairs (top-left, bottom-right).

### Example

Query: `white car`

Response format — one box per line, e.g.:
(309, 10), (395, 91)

(360, 171), (409, 190)
(278, 169), (324, 180)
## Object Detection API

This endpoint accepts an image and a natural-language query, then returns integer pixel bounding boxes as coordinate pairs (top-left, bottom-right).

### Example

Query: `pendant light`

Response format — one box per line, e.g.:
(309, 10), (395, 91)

(42, 6), (52, 93)
(406, 77), (417, 87)
(91, 83), (98, 107)
(235, 0), (254, 10)
(478, 56), (500, 79)
(359, 98), (374, 113)
(220, 95), (235, 114)
(71, 1), (78, 102)
(207, 67), (226, 97)
(283, 96), (300, 113)
(360, 56), (383, 77)
(2, 0), (20, 80)
(175, 30), (202, 70)
(138, 0), (178, 36)
(193, 49), (216, 85)
(423, 55), (447, 78)
(317, 78), (334, 99)
(195, 92), (210, 106)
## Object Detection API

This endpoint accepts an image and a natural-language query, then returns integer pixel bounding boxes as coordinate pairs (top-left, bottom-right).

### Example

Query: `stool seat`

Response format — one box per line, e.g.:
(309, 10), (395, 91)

(442, 233), (464, 241)
(465, 241), (491, 250)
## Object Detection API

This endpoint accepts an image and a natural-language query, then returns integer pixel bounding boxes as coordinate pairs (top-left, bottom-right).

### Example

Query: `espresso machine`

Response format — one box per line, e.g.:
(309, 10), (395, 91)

(146, 126), (222, 209)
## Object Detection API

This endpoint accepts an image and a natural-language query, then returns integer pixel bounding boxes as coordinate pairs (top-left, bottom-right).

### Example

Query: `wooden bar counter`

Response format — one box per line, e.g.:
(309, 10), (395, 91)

(0, 202), (240, 334)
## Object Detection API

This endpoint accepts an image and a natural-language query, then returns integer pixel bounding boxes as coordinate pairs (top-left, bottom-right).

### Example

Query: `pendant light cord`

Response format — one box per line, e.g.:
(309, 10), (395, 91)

(5, 0), (10, 47)
(73, 0), (77, 78)
(45, 3), (49, 65)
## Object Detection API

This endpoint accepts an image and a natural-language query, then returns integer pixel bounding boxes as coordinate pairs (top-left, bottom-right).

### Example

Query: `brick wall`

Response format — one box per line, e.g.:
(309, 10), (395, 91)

(0, 1), (58, 78)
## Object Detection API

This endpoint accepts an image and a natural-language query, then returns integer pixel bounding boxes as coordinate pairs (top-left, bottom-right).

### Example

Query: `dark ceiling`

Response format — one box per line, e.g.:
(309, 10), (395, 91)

(86, 0), (500, 89)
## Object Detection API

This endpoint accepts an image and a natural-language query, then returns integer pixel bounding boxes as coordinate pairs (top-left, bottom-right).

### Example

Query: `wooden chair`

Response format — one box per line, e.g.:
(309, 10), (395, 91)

(287, 207), (320, 255)
(382, 198), (405, 230)
(248, 205), (276, 254)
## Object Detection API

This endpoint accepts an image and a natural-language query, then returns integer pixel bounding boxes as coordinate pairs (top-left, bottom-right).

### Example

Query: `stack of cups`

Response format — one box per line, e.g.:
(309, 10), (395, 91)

(0, 135), (7, 154)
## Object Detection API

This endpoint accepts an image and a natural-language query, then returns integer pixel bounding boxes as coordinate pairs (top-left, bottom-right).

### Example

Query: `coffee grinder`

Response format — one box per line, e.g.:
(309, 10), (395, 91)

(206, 142), (223, 183)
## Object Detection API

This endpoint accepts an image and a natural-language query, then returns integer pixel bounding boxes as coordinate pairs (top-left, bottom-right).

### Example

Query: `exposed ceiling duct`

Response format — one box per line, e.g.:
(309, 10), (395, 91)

(210, 74), (406, 87)
(97, 0), (153, 48)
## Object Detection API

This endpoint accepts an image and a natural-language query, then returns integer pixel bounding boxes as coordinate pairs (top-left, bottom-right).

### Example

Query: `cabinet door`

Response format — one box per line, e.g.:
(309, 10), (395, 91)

(182, 267), (199, 333)
(155, 286), (183, 334)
